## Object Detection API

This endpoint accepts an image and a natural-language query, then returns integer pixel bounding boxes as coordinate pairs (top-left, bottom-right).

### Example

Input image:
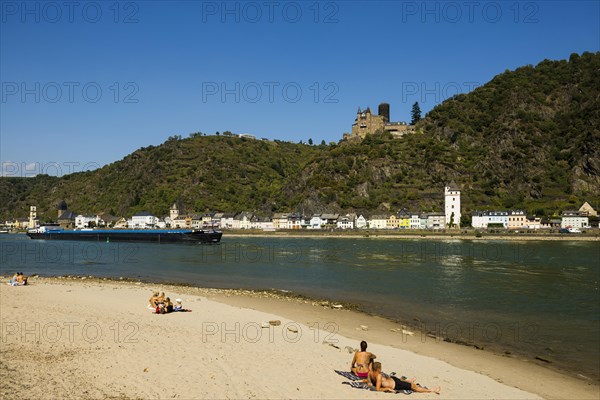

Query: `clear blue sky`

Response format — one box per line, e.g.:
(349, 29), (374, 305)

(1, 0), (598, 176)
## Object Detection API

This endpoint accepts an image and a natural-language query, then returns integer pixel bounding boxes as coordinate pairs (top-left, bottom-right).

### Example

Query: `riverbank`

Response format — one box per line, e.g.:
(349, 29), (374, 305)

(224, 230), (600, 241)
(1, 276), (597, 399)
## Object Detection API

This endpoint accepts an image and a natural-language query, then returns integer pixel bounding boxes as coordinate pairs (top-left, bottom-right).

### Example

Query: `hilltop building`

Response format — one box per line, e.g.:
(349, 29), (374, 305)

(344, 103), (414, 140)
(444, 181), (461, 228)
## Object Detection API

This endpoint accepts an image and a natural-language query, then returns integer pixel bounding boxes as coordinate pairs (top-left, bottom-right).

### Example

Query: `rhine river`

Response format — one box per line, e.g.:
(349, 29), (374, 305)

(1, 234), (598, 381)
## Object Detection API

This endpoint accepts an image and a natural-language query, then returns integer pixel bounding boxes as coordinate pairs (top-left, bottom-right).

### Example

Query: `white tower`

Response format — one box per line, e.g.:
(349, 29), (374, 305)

(28, 206), (37, 229)
(169, 202), (179, 220)
(444, 181), (461, 228)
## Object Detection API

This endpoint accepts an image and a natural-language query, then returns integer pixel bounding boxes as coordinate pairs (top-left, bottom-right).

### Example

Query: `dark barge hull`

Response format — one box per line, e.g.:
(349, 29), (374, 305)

(26, 229), (222, 244)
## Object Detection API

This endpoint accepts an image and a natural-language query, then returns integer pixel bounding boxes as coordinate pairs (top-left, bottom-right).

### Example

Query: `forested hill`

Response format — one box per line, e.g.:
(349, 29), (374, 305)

(284, 51), (600, 216)
(1, 52), (598, 222)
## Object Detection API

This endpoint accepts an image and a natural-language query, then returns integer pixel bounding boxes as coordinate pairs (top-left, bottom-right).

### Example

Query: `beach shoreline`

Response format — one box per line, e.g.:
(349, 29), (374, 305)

(1, 276), (598, 399)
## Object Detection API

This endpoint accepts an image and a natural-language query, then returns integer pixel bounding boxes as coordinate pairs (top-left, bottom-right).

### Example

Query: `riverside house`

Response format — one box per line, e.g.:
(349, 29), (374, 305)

(369, 215), (388, 230)
(355, 214), (368, 229)
(272, 213), (290, 230)
(129, 212), (158, 229)
(507, 210), (527, 230)
(75, 214), (101, 229)
(308, 214), (325, 229)
(336, 214), (356, 229)
(561, 211), (589, 229)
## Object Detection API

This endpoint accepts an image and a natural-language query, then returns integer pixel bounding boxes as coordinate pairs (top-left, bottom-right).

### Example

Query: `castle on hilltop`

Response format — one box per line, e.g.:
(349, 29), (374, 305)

(344, 103), (415, 140)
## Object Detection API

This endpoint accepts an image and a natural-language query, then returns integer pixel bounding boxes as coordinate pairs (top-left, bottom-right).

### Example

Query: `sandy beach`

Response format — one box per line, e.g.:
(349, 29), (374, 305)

(1, 277), (598, 399)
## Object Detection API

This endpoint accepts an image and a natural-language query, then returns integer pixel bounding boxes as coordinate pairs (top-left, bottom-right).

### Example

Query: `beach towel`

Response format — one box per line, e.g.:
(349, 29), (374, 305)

(335, 370), (413, 395)
(334, 370), (362, 381)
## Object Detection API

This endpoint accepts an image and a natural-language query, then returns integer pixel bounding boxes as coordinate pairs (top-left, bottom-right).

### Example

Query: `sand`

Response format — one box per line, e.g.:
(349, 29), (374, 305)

(1, 277), (598, 399)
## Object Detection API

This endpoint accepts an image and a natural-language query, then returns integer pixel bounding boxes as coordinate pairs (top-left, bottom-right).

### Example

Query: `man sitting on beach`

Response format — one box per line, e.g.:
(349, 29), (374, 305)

(351, 341), (376, 378)
(148, 291), (160, 309)
(367, 362), (440, 394)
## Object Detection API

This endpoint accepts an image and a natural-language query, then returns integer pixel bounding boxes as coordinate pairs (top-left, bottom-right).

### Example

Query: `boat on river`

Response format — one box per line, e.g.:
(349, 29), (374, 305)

(26, 226), (222, 244)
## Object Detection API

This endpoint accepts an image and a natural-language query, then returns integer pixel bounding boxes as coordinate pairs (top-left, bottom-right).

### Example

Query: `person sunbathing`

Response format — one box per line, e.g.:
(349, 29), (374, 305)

(173, 299), (192, 312)
(351, 340), (376, 378)
(148, 291), (160, 309)
(174, 299), (183, 311)
(367, 362), (440, 394)
(8, 273), (19, 286)
(164, 297), (173, 313)
(15, 272), (28, 285)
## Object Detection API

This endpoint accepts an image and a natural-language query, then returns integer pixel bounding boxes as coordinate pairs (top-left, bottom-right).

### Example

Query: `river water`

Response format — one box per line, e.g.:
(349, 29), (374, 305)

(1, 234), (598, 380)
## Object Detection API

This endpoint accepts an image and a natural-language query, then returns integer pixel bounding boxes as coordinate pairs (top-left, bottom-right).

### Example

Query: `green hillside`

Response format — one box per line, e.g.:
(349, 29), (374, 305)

(287, 52), (600, 217)
(2, 52), (599, 222)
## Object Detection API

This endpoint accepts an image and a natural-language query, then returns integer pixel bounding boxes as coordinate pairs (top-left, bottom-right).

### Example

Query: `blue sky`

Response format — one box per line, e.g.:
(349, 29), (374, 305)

(1, 0), (599, 176)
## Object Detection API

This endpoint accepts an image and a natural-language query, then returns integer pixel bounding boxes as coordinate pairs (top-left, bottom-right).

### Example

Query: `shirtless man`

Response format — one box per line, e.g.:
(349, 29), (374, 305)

(351, 341), (376, 379)
(368, 362), (440, 394)
(148, 291), (160, 309)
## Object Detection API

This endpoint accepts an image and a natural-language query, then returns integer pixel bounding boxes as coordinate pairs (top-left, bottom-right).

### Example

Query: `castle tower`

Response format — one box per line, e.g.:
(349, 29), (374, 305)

(170, 202), (179, 220)
(444, 181), (461, 228)
(378, 103), (390, 123)
(28, 206), (37, 229)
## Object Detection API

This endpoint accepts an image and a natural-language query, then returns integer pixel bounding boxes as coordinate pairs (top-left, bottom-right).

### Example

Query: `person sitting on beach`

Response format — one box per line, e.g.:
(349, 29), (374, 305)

(148, 291), (160, 309)
(174, 299), (183, 311)
(157, 292), (166, 305)
(367, 362), (440, 394)
(351, 341), (376, 378)
(173, 299), (192, 312)
(13, 272), (28, 286)
(163, 297), (173, 313)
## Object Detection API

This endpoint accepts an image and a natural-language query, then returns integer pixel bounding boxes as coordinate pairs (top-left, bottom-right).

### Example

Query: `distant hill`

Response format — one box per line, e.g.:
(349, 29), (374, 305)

(2, 52), (599, 222)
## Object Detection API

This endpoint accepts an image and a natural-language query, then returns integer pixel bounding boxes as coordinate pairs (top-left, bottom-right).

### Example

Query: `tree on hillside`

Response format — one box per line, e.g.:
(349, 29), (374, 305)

(308, 138), (313, 145)
(411, 102), (421, 125)
(321, 139), (326, 146)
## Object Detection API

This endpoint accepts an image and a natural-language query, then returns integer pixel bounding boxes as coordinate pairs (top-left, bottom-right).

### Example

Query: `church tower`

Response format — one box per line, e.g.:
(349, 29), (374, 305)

(28, 206), (37, 229)
(57, 200), (68, 219)
(170, 202), (179, 220)
(444, 181), (461, 228)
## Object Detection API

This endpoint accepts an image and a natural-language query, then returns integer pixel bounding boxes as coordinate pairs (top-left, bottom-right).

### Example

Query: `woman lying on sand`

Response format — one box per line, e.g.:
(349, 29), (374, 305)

(367, 362), (440, 394)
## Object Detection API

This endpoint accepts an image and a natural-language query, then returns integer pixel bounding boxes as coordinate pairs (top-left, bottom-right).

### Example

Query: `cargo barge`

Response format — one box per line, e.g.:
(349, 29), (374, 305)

(26, 226), (222, 244)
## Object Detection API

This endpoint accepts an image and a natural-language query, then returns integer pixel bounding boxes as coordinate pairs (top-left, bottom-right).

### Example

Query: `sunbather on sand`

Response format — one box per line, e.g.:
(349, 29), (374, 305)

(351, 341), (376, 378)
(148, 291), (160, 309)
(173, 299), (192, 312)
(164, 297), (173, 313)
(367, 362), (440, 394)
(8, 273), (19, 286)
(8, 272), (28, 286)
